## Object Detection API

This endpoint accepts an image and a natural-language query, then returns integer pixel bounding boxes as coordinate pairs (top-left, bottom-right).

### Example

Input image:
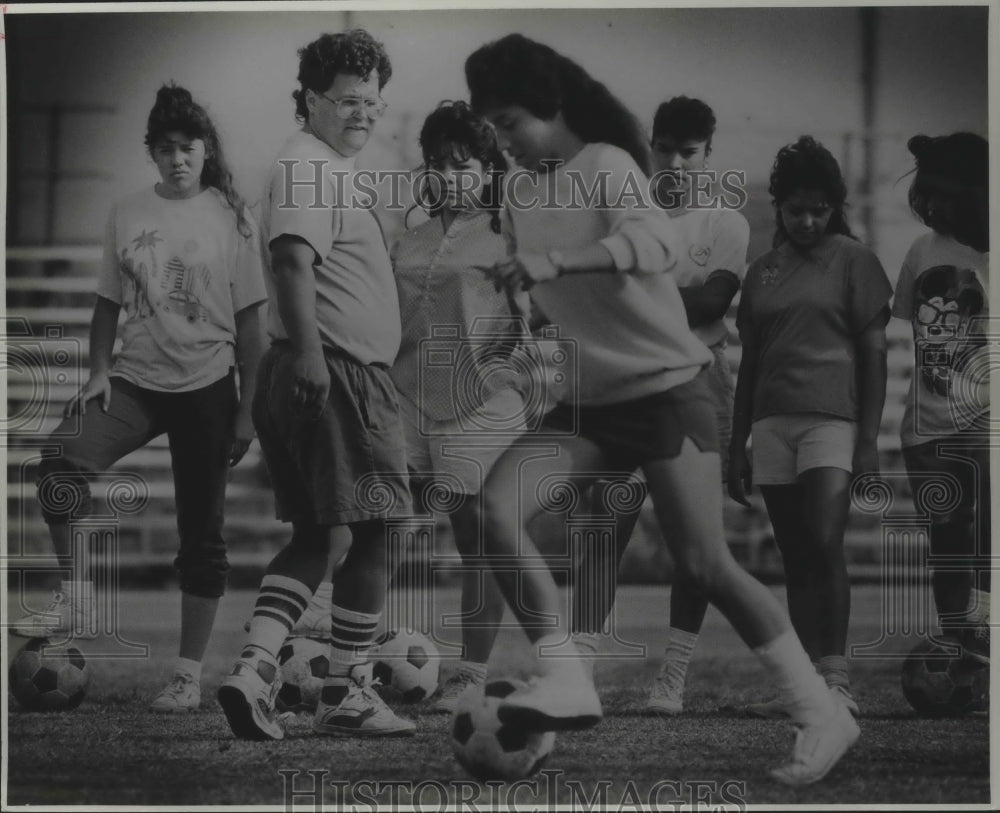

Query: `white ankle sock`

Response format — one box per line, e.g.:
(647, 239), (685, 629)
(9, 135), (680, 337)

(571, 631), (601, 657)
(754, 630), (837, 726)
(966, 588), (991, 624)
(175, 657), (202, 682)
(661, 627), (699, 684)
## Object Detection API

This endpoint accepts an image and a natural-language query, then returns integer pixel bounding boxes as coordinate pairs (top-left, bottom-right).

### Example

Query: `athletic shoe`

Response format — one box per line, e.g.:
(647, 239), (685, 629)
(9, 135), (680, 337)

(770, 700), (860, 786)
(431, 666), (486, 714)
(313, 664), (416, 737)
(11, 589), (96, 639)
(217, 659), (285, 740)
(961, 623), (989, 665)
(497, 657), (602, 732)
(746, 695), (788, 719)
(150, 672), (201, 713)
(830, 684), (860, 718)
(645, 661), (685, 716)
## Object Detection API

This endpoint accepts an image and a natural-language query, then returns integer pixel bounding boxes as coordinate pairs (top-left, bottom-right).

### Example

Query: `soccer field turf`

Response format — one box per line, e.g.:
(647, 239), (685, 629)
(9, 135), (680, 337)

(4, 585), (990, 807)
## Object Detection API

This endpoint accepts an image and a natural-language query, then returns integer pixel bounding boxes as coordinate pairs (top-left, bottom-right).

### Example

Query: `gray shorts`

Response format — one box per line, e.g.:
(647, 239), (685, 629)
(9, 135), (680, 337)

(252, 343), (411, 525)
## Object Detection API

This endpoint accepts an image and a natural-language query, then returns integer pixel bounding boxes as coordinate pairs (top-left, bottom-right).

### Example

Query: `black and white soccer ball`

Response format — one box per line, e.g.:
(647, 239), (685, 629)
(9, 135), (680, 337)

(371, 629), (439, 702)
(451, 679), (556, 781)
(276, 636), (330, 712)
(9, 637), (90, 711)
(901, 638), (988, 717)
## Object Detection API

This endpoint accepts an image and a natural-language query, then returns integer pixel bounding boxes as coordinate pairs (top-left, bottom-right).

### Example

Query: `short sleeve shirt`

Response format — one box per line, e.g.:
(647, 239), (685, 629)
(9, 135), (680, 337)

(97, 186), (267, 392)
(892, 231), (990, 446)
(390, 209), (525, 422)
(260, 130), (401, 366)
(737, 234), (892, 421)
(667, 208), (750, 348)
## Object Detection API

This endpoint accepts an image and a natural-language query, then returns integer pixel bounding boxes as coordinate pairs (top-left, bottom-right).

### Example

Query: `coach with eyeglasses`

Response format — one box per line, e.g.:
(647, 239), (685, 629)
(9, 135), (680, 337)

(217, 28), (416, 741)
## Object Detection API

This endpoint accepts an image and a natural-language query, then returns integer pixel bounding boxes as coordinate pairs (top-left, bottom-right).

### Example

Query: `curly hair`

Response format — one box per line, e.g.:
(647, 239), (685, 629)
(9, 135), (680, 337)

(907, 132), (988, 252)
(144, 83), (251, 238)
(414, 100), (507, 234)
(465, 34), (650, 175)
(293, 29), (392, 122)
(768, 135), (855, 247)
(652, 96), (716, 151)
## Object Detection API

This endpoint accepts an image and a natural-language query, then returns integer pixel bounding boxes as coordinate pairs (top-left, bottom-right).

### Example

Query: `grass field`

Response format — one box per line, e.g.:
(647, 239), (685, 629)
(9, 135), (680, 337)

(3, 584), (991, 808)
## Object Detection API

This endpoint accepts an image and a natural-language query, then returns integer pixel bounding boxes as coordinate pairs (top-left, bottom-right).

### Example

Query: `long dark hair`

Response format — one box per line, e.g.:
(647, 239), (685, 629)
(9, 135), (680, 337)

(907, 132), (988, 253)
(465, 34), (650, 175)
(413, 101), (507, 234)
(768, 135), (855, 248)
(144, 84), (251, 238)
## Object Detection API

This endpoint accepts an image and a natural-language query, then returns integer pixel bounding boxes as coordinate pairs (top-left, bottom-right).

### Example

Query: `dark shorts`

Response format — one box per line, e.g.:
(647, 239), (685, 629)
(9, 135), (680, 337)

(252, 343), (411, 526)
(902, 433), (990, 528)
(541, 372), (720, 473)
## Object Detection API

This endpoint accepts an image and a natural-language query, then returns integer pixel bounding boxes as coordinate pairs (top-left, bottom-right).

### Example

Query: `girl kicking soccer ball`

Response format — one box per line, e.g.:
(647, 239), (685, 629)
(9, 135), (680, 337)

(15, 84), (267, 713)
(465, 34), (858, 786)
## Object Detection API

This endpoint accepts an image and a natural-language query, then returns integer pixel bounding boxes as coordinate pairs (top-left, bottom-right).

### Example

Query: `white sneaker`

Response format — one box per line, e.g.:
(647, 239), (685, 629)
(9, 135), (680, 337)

(312, 664), (416, 737)
(746, 695), (788, 719)
(150, 672), (201, 713)
(432, 666), (486, 714)
(12, 589), (96, 639)
(830, 684), (860, 718)
(497, 657), (602, 732)
(770, 701), (860, 786)
(217, 659), (285, 740)
(645, 661), (685, 716)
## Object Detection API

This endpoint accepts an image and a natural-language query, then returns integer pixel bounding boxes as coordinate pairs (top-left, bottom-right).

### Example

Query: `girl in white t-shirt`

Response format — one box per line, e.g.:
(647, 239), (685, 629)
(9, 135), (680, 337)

(465, 34), (855, 785)
(14, 85), (268, 713)
(892, 132), (990, 664)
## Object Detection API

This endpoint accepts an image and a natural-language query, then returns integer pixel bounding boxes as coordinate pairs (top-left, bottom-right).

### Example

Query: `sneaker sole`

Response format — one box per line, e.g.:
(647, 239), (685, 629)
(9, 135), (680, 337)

(217, 685), (284, 741)
(497, 703), (602, 732)
(312, 722), (415, 737)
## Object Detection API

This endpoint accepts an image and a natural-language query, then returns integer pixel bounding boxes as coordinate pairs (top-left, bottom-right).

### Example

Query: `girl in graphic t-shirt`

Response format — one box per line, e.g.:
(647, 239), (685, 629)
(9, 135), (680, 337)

(13, 85), (268, 713)
(892, 132), (990, 664)
(730, 136), (892, 717)
(465, 34), (857, 786)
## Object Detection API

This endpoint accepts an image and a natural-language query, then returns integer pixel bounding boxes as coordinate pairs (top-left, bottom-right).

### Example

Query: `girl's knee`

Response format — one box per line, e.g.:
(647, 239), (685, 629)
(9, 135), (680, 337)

(176, 553), (230, 598)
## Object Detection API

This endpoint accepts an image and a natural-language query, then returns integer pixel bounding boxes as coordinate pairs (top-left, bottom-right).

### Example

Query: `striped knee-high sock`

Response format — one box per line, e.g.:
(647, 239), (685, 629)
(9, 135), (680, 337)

(320, 604), (380, 706)
(242, 575), (313, 665)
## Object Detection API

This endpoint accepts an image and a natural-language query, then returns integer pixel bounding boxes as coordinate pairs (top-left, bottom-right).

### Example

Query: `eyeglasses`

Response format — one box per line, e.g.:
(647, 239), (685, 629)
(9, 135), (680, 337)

(318, 93), (388, 120)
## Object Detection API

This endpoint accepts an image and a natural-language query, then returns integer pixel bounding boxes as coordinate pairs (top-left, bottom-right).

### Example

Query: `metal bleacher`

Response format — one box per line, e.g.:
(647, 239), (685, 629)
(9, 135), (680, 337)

(5, 245), (287, 582)
(5, 242), (916, 585)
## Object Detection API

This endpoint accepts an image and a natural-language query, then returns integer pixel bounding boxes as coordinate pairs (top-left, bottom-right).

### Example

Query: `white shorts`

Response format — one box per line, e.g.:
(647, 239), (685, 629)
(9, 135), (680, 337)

(399, 388), (527, 495)
(751, 413), (857, 485)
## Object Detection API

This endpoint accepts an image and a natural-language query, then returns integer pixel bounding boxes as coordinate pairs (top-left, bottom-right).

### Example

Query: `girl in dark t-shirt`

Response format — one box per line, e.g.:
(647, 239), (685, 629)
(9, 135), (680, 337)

(730, 136), (892, 717)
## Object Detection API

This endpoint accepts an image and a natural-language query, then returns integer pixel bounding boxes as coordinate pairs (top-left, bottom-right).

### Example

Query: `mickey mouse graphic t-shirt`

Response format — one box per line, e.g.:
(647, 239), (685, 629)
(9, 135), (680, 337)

(892, 231), (990, 446)
(97, 186), (267, 392)
(667, 208), (750, 348)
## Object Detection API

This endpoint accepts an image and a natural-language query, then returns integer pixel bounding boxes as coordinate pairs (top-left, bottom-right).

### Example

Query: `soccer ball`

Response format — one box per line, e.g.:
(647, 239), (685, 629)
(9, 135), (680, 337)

(276, 636), (330, 712)
(8, 637), (90, 711)
(371, 629), (439, 702)
(451, 679), (556, 781)
(901, 639), (988, 717)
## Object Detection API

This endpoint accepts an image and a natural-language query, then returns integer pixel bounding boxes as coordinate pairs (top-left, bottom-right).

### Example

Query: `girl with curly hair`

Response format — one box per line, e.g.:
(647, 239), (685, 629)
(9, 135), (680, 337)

(14, 85), (268, 715)
(390, 101), (527, 711)
(729, 135), (893, 718)
(466, 35), (859, 785)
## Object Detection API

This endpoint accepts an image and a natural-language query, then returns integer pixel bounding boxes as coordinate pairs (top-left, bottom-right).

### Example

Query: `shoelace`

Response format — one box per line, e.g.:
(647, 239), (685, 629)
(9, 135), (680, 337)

(443, 671), (477, 696)
(162, 674), (195, 697)
(41, 592), (67, 614)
